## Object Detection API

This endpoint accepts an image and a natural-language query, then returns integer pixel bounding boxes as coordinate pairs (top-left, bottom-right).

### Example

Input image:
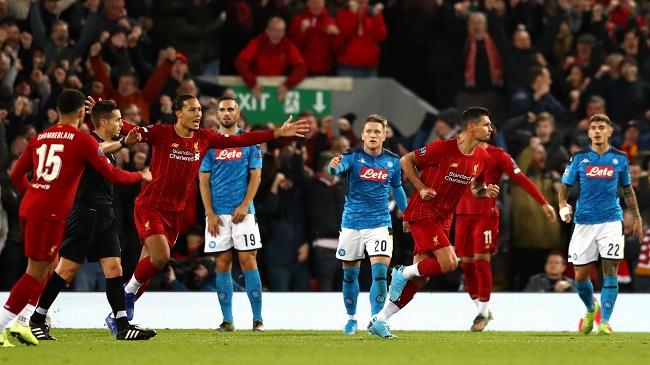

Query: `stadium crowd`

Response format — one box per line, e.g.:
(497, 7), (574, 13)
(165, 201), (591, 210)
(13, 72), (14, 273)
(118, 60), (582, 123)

(0, 0), (650, 294)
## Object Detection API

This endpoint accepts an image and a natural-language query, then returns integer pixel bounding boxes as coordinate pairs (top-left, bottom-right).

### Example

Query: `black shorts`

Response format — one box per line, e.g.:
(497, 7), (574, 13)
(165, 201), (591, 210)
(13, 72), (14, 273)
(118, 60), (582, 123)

(59, 205), (121, 264)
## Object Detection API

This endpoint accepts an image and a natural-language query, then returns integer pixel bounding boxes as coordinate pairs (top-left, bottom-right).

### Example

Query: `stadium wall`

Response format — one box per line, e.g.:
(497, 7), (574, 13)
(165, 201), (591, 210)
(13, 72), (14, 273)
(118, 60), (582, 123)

(1, 292), (648, 332)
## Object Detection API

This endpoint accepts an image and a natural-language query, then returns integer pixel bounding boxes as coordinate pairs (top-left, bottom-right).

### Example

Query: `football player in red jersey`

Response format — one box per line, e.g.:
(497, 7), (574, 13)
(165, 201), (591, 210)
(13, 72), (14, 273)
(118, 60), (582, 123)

(456, 141), (556, 331)
(368, 107), (498, 338)
(0, 90), (148, 347)
(98, 94), (309, 324)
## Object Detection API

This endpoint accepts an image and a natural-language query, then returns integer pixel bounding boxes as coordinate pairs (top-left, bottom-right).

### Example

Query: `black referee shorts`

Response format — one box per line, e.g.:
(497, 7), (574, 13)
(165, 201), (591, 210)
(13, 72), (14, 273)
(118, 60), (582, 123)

(59, 205), (121, 264)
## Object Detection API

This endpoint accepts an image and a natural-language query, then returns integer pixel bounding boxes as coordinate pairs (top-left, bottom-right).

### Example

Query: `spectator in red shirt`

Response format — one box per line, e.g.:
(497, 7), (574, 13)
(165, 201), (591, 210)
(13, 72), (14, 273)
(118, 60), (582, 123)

(235, 17), (306, 101)
(335, 0), (386, 77)
(288, 0), (339, 76)
(89, 42), (175, 123)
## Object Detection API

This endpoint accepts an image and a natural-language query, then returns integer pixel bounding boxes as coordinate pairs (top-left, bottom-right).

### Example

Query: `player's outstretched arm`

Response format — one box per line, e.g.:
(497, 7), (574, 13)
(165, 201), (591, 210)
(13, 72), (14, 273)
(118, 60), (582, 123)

(273, 116), (310, 138)
(558, 183), (572, 223)
(622, 185), (644, 240)
(101, 129), (141, 154)
(400, 152), (436, 200)
(83, 137), (149, 185)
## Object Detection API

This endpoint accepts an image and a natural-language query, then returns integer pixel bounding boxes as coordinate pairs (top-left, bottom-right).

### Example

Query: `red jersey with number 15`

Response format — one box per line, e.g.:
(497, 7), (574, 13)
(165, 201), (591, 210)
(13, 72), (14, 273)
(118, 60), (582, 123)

(121, 123), (274, 212)
(403, 139), (488, 228)
(11, 124), (143, 222)
(456, 145), (547, 216)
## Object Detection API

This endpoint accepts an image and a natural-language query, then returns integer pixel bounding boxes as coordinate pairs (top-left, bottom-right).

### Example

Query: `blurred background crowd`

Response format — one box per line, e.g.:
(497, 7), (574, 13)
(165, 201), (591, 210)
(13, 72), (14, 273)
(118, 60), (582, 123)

(1, 0), (650, 294)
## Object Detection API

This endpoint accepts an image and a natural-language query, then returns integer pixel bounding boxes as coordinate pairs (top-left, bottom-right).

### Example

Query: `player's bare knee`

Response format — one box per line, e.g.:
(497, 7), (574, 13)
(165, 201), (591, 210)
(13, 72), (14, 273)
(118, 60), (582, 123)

(239, 252), (258, 271)
(57, 267), (77, 282)
(150, 254), (169, 269)
(602, 259), (619, 276)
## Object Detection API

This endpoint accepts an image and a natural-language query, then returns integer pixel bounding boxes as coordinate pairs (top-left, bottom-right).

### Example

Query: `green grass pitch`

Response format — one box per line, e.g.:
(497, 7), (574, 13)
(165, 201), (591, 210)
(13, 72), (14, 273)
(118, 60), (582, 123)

(2, 330), (649, 365)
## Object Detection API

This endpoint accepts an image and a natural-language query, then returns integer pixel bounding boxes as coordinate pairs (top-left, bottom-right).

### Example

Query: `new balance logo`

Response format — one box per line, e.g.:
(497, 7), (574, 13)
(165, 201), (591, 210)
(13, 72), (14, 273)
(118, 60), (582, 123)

(586, 166), (614, 178)
(360, 167), (389, 182)
(450, 162), (459, 168)
(216, 148), (243, 160)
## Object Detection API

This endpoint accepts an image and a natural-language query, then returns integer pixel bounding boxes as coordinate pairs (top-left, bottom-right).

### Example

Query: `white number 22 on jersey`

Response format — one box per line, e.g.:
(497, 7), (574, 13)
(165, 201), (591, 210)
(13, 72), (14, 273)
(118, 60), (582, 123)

(35, 144), (64, 182)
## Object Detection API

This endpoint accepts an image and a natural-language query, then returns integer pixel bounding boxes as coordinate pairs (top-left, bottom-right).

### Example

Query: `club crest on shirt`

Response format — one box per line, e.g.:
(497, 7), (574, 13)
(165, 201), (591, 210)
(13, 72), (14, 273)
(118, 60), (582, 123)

(193, 142), (200, 153)
(473, 164), (479, 174)
(433, 236), (439, 245)
(144, 221), (150, 231)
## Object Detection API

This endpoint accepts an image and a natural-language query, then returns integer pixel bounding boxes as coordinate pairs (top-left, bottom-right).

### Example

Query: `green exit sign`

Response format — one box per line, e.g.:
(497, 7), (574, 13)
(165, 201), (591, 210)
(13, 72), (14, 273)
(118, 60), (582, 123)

(233, 86), (331, 124)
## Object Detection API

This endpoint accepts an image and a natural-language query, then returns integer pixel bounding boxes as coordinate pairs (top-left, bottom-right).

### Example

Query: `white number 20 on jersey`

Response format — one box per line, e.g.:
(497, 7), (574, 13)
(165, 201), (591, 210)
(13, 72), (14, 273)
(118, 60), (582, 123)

(35, 144), (64, 182)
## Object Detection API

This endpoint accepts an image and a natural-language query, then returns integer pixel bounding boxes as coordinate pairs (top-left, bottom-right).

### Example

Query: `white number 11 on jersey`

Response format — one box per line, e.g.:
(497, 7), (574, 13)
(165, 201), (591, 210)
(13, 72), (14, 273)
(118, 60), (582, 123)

(35, 144), (64, 182)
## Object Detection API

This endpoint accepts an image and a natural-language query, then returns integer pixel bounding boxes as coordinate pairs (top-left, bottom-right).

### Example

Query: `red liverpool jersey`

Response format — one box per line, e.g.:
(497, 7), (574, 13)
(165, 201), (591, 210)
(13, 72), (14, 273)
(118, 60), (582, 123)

(11, 124), (142, 222)
(122, 123), (274, 212)
(403, 139), (488, 227)
(456, 145), (547, 216)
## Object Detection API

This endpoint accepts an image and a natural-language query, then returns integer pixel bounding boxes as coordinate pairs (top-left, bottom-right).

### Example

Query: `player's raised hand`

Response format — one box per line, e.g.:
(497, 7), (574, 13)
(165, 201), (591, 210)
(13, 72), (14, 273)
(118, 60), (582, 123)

(485, 184), (500, 198)
(542, 203), (557, 222)
(206, 211), (223, 236)
(124, 128), (141, 146)
(559, 204), (572, 223)
(84, 96), (101, 114)
(419, 187), (437, 200)
(329, 155), (342, 170)
(232, 204), (248, 224)
(275, 115), (310, 138)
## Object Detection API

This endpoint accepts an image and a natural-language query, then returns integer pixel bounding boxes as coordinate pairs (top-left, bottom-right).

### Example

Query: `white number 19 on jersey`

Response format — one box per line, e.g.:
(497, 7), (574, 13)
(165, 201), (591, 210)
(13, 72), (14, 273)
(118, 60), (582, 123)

(35, 144), (64, 182)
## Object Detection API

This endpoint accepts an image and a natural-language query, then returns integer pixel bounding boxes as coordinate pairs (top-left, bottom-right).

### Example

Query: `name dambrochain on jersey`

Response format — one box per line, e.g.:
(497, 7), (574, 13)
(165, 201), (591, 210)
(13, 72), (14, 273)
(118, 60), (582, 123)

(359, 167), (388, 182)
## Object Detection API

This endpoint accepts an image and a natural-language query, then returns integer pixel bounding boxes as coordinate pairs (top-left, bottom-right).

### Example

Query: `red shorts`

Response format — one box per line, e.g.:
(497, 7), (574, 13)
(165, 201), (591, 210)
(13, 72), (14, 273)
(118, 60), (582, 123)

(409, 218), (451, 254)
(21, 215), (66, 262)
(134, 206), (180, 247)
(454, 215), (499, 257)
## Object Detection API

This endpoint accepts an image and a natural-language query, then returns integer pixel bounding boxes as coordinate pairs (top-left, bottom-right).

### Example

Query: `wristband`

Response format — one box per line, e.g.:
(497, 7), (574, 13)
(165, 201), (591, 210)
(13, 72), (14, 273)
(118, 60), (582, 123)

(559, 205), (572, 223)
(120, 138), (128, 149)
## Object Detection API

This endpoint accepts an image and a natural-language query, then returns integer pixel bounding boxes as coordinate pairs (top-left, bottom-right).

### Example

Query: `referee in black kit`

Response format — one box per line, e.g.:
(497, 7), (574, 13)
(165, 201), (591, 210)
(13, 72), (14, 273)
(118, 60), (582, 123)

(26, 99), (156, 341)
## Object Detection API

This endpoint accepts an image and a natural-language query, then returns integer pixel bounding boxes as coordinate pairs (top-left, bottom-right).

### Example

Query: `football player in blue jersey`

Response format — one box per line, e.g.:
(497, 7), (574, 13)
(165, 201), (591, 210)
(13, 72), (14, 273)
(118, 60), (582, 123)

(559, 114), (643, 335)
(328, 114), (408, 335)
(199, 96), (264, 332)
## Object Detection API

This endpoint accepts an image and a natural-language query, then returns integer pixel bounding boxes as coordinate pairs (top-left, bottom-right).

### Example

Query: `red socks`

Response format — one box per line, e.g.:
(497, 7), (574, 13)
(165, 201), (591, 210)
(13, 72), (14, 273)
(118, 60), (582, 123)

(394, 280), (421, 309)
(475, 259), (492, 302)
(4, 274), (41, 314)
(461, 261), (479, 300)
(416, 257), (443, 277)
(133, 256), (160, 284)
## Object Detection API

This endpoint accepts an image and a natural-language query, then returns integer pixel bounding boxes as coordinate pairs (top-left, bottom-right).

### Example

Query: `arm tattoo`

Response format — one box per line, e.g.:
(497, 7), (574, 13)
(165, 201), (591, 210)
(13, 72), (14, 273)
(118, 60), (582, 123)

(622, 186), (641, 218)
(558, 184), (569, 205)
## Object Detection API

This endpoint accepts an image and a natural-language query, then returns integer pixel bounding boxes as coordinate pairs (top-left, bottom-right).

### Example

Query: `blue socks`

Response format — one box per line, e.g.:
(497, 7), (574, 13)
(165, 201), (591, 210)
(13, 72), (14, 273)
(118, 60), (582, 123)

(370, 263), (388, 315)
(342, 267), (360, 316)
(243, 269), (263, 322)
(575, 279), (595, 312)
(600, 276), (618, 323)
(216, 272), (234, 323)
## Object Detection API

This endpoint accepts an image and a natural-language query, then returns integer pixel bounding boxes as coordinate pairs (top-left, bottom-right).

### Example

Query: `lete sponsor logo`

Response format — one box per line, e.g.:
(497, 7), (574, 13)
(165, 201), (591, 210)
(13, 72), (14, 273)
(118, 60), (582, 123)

(360, 167), (389, 182)
(585, 165), (614, 178)
(216, 148), (243, 160)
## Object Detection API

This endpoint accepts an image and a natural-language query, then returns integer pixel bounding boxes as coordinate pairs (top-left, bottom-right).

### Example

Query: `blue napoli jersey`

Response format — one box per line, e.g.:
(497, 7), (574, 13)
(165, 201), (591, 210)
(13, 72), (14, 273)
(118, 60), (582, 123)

(561, 147), (631, 224)
(336, 148), (402, 229)
(199, 130), (262, 215)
